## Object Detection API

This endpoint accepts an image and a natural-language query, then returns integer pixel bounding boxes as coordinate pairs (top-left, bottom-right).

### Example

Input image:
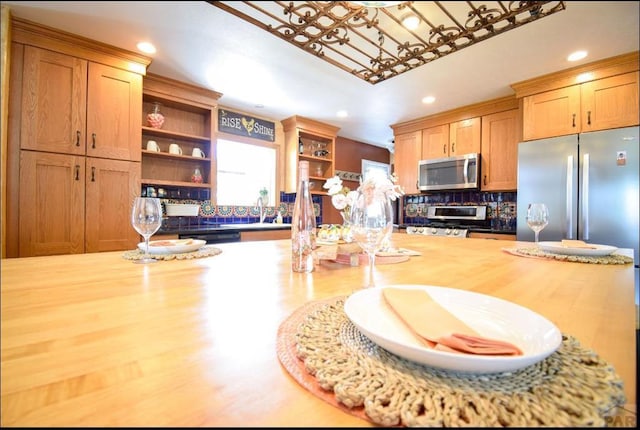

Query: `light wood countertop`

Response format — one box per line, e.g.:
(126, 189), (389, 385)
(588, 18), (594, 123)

(1, 234), (636, 426)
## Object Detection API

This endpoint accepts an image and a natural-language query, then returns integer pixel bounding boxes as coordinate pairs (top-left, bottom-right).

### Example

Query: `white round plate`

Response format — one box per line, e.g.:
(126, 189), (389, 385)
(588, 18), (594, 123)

(343, 285), (562, 374)
(138, 239), (206, 255)
(538, 241), (618, 256)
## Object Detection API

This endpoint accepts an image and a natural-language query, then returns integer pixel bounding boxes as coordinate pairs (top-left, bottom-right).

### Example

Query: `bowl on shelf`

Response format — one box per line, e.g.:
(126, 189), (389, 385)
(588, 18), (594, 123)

(165, 203), (200, 217)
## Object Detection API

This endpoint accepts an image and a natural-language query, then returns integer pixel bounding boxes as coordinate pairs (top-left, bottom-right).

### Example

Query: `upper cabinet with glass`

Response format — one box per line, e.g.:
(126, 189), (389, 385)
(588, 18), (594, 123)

(282, 115), (339, 195)
(141, 73), (222, 199)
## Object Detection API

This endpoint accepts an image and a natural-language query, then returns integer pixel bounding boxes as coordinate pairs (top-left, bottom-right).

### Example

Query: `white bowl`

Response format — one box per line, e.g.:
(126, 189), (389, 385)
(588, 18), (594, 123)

(165, 203), (200, 217)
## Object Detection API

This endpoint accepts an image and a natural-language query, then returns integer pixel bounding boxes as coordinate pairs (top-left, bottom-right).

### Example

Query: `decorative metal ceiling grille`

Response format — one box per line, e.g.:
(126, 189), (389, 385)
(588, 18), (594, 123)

(209, 1), (566, 84)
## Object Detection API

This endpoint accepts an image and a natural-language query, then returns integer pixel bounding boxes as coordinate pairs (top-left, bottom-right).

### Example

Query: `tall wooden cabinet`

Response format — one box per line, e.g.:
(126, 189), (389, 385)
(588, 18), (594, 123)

(6, 17), (150, 257)
(282, 115), (339, 195)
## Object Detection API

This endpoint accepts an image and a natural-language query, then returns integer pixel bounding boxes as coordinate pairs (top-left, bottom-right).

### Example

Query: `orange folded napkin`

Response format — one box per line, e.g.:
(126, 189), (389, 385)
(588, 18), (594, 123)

(381, 288), (523, 356)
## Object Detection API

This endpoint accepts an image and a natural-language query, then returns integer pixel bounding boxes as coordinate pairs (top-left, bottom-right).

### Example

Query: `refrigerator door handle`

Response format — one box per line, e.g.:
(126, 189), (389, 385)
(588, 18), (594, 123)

(581, 153), (590, 240)
(566, 155), (573, 238)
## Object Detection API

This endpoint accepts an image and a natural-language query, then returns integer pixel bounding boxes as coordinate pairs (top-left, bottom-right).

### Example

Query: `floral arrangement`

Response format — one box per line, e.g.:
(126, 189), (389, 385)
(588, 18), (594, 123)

(323, 171), (404, 220)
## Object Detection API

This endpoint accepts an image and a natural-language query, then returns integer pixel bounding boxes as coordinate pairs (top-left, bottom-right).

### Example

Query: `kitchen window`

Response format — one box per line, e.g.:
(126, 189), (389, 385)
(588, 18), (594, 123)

(216, 138), (276, 206)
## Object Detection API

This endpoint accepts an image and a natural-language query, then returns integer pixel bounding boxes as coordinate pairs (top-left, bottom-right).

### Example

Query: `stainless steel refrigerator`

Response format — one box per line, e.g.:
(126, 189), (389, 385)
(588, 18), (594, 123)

(516, 126), (639, 266)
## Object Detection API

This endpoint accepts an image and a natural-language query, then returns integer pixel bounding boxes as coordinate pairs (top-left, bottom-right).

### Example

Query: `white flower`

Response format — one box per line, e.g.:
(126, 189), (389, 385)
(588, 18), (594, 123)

(323, 176), (343, 195)
(331, 193), (348, 210)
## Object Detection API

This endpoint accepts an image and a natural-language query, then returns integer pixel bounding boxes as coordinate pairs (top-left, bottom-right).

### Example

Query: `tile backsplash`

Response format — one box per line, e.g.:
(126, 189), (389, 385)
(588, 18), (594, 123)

(401, 191), (517, 232)
(159, 190), (517, 233)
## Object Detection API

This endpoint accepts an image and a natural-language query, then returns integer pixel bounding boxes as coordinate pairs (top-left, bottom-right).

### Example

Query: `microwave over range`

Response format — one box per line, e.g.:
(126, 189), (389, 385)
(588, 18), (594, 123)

(418, 153), (480, 192)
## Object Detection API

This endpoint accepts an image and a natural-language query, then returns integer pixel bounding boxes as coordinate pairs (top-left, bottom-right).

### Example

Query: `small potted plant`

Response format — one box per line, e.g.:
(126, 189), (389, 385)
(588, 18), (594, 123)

(259, 187), (268, 205)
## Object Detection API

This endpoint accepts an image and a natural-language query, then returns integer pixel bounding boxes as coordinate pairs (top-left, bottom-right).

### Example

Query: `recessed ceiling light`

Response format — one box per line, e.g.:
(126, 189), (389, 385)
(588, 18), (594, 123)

(336, 110), (348, 118)
(422, 96), (436, 104)
(401, 13), (420, 30)
(137, 41), (156, 55)
(567, 50), (587, 62)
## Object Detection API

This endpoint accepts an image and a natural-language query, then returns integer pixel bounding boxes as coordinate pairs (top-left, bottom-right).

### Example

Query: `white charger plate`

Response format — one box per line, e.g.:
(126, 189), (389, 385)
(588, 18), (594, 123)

(343, 285), (562, 374)
(538, 241), (618, 257)
(138, 239), (206, 255)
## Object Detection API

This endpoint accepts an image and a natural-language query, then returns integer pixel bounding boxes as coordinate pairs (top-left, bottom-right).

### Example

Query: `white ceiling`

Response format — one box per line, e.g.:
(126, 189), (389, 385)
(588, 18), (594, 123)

(4, 1), (639, 151)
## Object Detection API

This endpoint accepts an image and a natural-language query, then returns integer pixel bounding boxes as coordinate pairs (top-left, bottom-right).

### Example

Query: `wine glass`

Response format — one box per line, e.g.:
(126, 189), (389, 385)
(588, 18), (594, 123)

(131, 197), (163, 264)
(350, 191), (393, 288)
(526, 203), (549, 245)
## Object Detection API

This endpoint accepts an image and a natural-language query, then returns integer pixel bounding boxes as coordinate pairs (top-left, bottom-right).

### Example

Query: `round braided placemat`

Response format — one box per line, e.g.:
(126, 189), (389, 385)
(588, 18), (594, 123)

(121, 245), (222, 261)
(503, 247), (633, 264)
(276, 296), (626, 427)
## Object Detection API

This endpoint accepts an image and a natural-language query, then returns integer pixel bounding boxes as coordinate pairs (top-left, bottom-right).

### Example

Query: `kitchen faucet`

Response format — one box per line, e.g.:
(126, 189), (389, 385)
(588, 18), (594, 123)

(256, 196), (266, 223)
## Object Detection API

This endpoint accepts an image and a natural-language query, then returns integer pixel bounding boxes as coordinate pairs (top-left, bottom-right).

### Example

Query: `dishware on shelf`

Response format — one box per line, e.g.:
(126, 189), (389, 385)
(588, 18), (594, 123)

(526, 203), (549, 244)
(146, 140), (160, 152)
(192, 147), (205, 158)
(146, 102), (165, 129)
(168, 142), (182, 155)
(350, 189), (393, 288)
(130, 197), (163, 264)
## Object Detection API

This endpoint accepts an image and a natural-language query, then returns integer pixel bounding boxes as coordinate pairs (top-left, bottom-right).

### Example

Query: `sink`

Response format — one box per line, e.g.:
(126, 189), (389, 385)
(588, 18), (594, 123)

(220, 223), (291, 229)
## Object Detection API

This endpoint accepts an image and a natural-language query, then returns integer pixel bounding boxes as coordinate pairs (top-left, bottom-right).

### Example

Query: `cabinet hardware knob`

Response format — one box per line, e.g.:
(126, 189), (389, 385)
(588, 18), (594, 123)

(76, 130), (81, 147)
(572, 113), (576, 127)
(75, 165), (80, 181)
(443, 144), (446, 154)
(91, 167), (96, 182)
(92, 133), (96, 149)
(587, 111), (591, 125)
(452, 142), (455, 152)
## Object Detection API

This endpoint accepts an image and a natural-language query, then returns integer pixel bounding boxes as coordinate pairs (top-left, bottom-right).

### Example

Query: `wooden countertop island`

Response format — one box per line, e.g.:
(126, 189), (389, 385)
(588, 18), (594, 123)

(1, 234), (636, 427)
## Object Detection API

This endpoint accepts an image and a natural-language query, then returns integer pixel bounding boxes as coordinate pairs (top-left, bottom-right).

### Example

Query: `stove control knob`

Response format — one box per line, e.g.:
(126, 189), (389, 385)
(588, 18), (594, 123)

(452, 230), (459, 236)
(407, 226), (415, 234)
(445, 229), (451, 235)
(417, 227), (424, 234)
(431, 228), (437, 235)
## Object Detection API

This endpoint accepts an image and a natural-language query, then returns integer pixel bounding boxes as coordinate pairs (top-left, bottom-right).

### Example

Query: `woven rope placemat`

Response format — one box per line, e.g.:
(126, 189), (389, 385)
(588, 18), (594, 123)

(122, 245), (222, 261)
(503, 247), (633, 265)
(276, 296), (626, 427)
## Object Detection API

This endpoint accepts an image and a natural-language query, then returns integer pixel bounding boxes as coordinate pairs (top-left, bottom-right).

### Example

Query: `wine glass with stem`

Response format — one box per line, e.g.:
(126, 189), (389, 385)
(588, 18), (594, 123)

(526, 203), (549, 245)
(131, 196), (163, 264)
(350, 191), (393, 288)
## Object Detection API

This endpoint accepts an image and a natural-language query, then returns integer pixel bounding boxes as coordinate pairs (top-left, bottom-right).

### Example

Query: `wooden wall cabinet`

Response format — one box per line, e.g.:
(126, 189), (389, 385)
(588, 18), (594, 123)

(448, 117), (481, 157)
(420, 124), (449, 160)
(392, 130), (422, 194)
(7, 17), (150, 257)
(480, 109), (519, 191)
(282, 115), (339, 195)
(140, 73), (221, 200)
(513, 52), (639, 141)
(420, 119), (481, 160)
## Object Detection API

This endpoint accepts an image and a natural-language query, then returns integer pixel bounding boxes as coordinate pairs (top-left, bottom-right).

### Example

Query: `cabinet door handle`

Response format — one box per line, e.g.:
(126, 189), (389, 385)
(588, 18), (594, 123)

(483, 174), (487, 186)
(91, 166), (96, 182)
(443, 144), (446, 154)
(92, 133), (96, 149)
(572, 113), (576, 128)
(451, 142), (455, 153)
(75, 165), (80, 181)
(587, 111), (591, 125)
(76, 130), (81, 147)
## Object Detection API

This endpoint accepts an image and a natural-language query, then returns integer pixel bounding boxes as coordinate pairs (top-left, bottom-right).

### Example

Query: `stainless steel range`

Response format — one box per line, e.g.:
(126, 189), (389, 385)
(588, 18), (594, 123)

(405, 205), (488, 237)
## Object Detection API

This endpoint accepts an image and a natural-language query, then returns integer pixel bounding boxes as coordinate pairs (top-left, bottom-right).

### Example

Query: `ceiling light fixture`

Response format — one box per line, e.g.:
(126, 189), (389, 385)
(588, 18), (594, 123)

(567, 50), (588, 62)
(401, 12), (420, 30)
(422, 96), (436, 104)
(136, 41), (156, 55)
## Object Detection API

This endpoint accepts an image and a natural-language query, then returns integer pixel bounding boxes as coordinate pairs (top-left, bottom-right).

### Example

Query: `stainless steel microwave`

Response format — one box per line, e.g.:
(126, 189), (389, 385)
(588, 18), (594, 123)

(418, 153), (480, 192)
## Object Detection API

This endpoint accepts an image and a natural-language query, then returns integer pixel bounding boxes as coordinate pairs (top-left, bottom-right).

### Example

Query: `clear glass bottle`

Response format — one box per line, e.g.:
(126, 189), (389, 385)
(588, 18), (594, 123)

(291, 161), (316, 272)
